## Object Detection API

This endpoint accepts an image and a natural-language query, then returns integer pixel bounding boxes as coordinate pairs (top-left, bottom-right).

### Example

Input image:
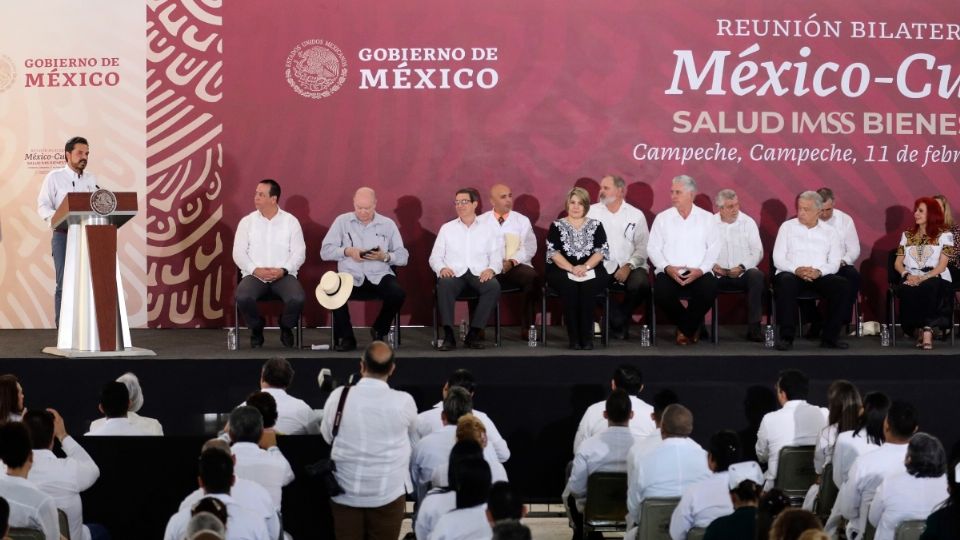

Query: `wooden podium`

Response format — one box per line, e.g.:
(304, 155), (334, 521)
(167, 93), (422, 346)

(43, 191), (154, 357)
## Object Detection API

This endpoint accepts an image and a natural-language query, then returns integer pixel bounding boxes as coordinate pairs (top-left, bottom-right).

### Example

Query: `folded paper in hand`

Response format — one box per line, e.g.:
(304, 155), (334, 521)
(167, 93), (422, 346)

(567, 269), (596, 282)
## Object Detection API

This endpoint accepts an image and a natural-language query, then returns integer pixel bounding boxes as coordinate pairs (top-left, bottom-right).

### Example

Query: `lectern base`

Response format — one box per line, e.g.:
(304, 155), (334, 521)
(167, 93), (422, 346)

(42, 346), (156, 358)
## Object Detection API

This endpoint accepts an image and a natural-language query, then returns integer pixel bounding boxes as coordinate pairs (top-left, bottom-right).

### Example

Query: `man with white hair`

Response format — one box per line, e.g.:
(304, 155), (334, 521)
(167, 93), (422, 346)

(647, 175), (720, 345)
(591, 175), (650, 339)
(88, 372), (163, 435)
(771, 191), (849, 350)
(321, 187), (409, 352)
(712, 189), (765, 341)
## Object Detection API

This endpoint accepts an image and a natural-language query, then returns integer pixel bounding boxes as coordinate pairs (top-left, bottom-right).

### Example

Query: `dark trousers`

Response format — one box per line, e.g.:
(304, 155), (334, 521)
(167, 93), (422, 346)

(332, 274), (406, 339)
(802, 264), (860, 328)
(437, 271), (501, 329)
(547, 269), (607, 346)
(774, 272), (848, 341)
(899, 277), (952, 334)
(330, 495), (406, 540)
(717, 268), (765, 325)
(609, 266), (650, 330)
(52, 231), (67, 327)
(654, 272), (718, 338)
(236, 274), (305, 331)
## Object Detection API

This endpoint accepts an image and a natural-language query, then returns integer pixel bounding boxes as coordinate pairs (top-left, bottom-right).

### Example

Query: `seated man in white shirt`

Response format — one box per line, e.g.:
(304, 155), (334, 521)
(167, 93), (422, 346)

(836, 400), (919, 540)
(163, 448), (271, 540)
(412, 387), (475, 503)
(627, 389), (681, 464)
(415, 369), (510, 463)
(227, 406), (294, 511)
(252, 357), (314, 435)
(232, 178), (307, 349)
(771, 190), (850, 350)
(565, 390), (644, 539)
(669, 430), (741, 540)
(85, 382), (151, 436)
(626, 404), (710, 536)
(429, 187), (503, 350)
(755, 369), (828, 491)
(591, 175), (650, 340)
(808, 187), (861, 338)
(24, 409), (102, 540)
(178, 439), (279, 540)
(0, 423), (63, 540)
(712, 189), (766, 342)
(573, 365), (656, 453)
(647, 175), (720, 345)
(88, 372), (162, 435)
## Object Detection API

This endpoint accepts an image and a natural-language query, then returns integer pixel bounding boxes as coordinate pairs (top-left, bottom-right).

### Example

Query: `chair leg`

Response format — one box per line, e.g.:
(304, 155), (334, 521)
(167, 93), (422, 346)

(394, 312), (401, 349)
(297, 315), (303, 349)
(602, 290), (609, 347)
(495, 302), (502, 347)
(650, 285), (657, 346)
(888, 292), (896, 347)
(234, 301), (240, 346)
(712, 296), (719, 345)
(433, 288), (440, 346)
(541, 288), (548, 346)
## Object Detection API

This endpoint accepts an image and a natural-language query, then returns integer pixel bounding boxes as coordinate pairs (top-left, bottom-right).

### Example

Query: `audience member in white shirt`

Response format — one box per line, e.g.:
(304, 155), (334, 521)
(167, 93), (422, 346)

(249, 357), (315, 435)
(626, 404), (711, 537)
(24, 409), (101, 540)
(227, 406), (294, 511)
(88, 372), (162, 436)
(669, 431), (742, 540)
(832, 392), (889, 488)
(430, 415), (508, 489)
(429, 187), (503, 350)
(565, 390), (645, 539)
(627, 389), (681, 467)
(771, 190), (850, 350)
(232, 178), (307, 349)
(836, 400), (919, 540)
(646, 175), (721, 345)
(702, 461), (765, 540)
(415, 369), (510, 463)
(712, 189), (766, 341)
(412, 387), (476, 502)
(0, 423), (63, 540)
(416, 440), (485, 540)
(755, 369), (828, 492)
(573, 365), (656, 453)
(320, 341), (418, 540)
(85, 382), (152, 436)
(428, 457), (492, 540)
(869, 433), (949, 540)
(163, 449), (270, 540)
(817, 187), (862, 335)
(591, 175), (651, 339)
(802, 380), (862, 510)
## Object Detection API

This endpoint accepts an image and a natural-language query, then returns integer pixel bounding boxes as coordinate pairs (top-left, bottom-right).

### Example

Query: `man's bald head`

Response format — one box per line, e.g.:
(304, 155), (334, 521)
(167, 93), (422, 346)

(361, 341), (396, 379)
(489, 183), (513, 215)
(202, 438), (231, 455)
(660, 404), (694, 438)
(353, 187), (377, 224)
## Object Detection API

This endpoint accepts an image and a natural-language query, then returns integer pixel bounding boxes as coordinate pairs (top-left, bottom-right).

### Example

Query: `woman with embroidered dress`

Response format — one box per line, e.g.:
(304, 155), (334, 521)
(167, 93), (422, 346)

(545, 187), (609, 350)
(894, 197), (955, 350)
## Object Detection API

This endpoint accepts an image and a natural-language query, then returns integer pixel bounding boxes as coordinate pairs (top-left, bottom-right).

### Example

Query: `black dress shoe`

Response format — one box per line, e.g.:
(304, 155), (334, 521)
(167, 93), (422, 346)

(437, 328), (457, 351)
(774, 338), (793, 351)
(464, 328), (485, 349)
(334, 337), (357, 352)
(251, 329), (265, 348)
(820, 339), (850, 349)
(280, 327), (295, 348)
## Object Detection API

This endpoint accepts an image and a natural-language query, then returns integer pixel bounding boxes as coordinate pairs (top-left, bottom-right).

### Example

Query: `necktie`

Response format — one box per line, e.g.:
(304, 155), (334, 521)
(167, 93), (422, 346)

(498, 215), (505, 225)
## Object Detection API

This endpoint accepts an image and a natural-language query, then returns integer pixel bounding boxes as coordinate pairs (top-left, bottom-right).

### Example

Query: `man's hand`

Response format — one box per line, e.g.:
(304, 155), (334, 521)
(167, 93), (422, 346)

(479, 269), (495, 282)
(502, 259), (514, 273)
(48, 408), (67, 442)
(439, 267), (455, 278)
(345, 247), (365, 262)
(679, 268), (704, 286)
(727, 266), (744, 278)
(362, 247), (388, 262)
(665, 265), (685, 284)
(253, 267), (273, 281)
(614, 265), (632, 283)
(712, 264), (726, 277)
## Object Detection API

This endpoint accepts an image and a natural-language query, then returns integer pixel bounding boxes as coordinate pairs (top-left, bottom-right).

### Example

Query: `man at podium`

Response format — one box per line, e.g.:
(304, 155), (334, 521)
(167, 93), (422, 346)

(36, 136), (98, 326)
(233, 179), (307, 348)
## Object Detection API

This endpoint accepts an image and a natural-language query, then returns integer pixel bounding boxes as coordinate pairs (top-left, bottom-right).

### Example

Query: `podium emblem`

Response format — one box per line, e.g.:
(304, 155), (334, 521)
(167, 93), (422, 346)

(90, 189), (117, 216)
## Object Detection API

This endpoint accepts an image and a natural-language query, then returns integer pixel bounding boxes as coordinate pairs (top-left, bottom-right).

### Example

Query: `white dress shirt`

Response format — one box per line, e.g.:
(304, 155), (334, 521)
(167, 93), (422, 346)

(821, 208), (861, 265)
(320, 377), (418, 508)
(412, 425), (503, 496)
(565, 426), (644, 512)
(868, 472), (948, 540)
(163, 492), (270, 540)
(231, 442), (294, 511)
(429, 218), (504, 277)
(714, 212), (763, 270)
(428, 504), (491, 540)
(255, 388), (315, 435)
(669, 471), (733, 540)
(233, 208), (306, 277)
(627, 429), (663, 473)
(772, 218), (843, 275)
(627, 437), (710, 529)
(479, 210), (537, 267)
(27, 437), (100, 540)
(37, 166), (99, 223)
(573, 397), (656, 453)
(0, 475), (61, 540)
(755, 400), (828, 490)
(416, 404), (510, 462)
(814, 424), (839, 475)
(88, 411), (163, 436)
(416, 490), (456, 540)
(590, 201), (649, 273)
(84, 417), (152, 436)
(179, 478), (279, 540)
(832, 430), (880, 488)
(836, 442), (909, 537)
(647, 206), (720, 274)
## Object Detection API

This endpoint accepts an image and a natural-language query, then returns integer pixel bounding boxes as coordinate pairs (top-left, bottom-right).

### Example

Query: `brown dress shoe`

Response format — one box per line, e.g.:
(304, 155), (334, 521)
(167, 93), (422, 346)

(675, 330), (690, 346)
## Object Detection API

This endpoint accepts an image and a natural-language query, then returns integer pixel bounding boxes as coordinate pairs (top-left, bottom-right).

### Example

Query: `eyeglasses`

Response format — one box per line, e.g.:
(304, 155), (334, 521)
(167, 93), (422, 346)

(454, 199), (473, 206)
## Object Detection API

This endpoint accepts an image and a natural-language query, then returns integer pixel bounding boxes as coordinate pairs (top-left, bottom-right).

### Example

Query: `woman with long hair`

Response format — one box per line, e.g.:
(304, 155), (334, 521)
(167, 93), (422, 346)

(0, 375), (25, 424)
(804, 380), (861, 509)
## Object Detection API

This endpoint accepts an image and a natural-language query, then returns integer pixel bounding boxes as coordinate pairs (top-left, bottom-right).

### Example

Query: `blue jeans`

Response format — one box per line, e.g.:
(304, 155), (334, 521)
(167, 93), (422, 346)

(52, 231), (67, 327)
